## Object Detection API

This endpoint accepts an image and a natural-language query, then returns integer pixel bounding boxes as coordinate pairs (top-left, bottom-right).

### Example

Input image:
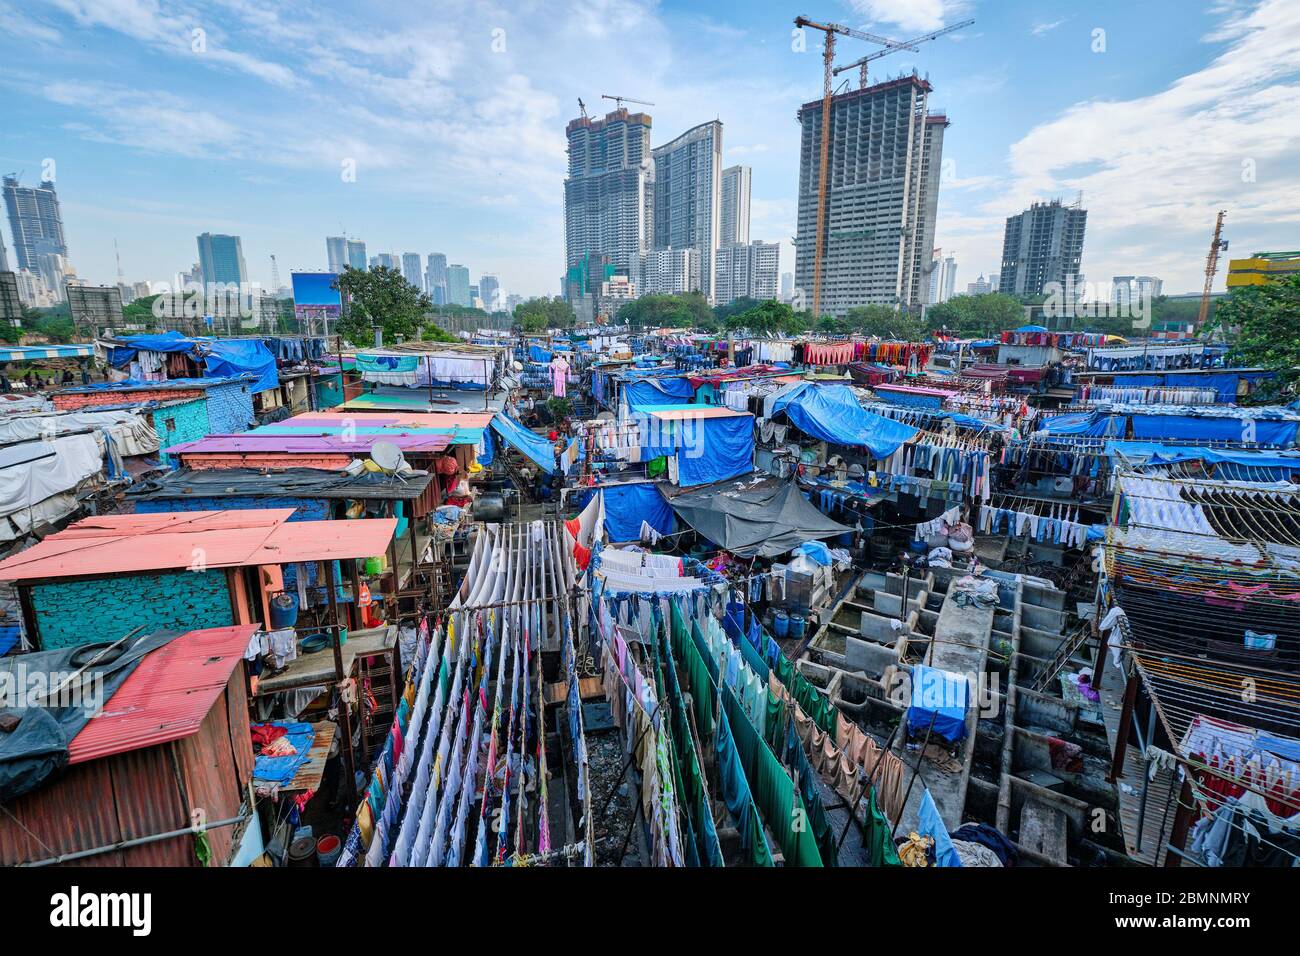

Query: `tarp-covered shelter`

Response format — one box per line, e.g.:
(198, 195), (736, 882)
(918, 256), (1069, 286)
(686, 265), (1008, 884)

(770, 382), (917, 458)
(105, 332), (279, 393)
(667, 478), (851, 558)
(639, 405), (754, 487)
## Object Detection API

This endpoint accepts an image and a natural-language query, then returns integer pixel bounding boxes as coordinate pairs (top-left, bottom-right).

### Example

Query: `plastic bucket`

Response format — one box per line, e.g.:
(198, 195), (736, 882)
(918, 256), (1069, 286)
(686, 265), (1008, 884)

(789, 615), (806, 641)
(773, 610), (790, 639)
(268, 593), (299, 629)
(316, 834), (342, 867)
(364, 556), (383, 575)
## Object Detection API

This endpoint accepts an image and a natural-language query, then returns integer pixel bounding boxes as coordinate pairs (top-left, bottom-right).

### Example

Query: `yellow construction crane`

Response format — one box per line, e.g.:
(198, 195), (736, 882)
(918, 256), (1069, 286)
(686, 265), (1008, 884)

(833, 19), (975, 88)
(601, 93), (655, 111)
(1199, 210), (1228, 329)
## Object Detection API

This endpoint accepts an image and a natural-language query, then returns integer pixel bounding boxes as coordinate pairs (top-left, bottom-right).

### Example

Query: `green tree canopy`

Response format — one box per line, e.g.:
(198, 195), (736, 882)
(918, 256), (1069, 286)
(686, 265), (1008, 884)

(514, 296), (576, 333)
(724, 299), (808, 336)
(334, 265), (431, 346)
(617, 292), (711, 330)
(1207, 274), (1300, 401)
(926, 293), (1025, 338)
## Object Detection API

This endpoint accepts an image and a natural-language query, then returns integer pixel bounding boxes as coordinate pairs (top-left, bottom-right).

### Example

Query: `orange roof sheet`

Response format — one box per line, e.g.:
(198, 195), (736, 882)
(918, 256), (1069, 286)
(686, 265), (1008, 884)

(0, 509), (397, 582)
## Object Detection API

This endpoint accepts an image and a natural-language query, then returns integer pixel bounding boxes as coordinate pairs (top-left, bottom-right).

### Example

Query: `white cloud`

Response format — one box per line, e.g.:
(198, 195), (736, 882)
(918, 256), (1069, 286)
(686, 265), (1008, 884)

(940, 0), (1300, 292)
(1031, 19), (1067, 37)
(847, 0), (973, 34)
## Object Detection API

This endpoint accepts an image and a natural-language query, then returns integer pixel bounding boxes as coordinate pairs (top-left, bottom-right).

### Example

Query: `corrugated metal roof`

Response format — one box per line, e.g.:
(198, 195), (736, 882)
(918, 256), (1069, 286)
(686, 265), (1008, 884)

(0, 508), (397, 581)
(164, 433), (453, 455)
(68, 624), (259, 764)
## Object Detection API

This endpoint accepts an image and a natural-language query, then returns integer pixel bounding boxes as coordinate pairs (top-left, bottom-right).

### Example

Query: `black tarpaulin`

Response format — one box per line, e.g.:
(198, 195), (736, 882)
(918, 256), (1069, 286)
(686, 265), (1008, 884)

(667, 479), (852, 558)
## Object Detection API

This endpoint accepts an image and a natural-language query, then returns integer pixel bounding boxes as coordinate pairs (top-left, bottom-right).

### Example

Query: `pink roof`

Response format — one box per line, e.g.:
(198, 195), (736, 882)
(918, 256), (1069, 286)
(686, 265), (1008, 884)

(165, 433), (453, 456)
(0, 509), (397, 581)
(287, 411), (495, 429)
(68, 624), (259, 764)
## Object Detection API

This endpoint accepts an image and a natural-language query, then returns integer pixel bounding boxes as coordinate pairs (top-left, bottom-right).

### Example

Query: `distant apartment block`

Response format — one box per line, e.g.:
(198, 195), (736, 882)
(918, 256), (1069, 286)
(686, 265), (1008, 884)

(715, 240), (779, 305)
(196, 232), (248, 287)
(720, 165), (752, 247)
(632, 247), (700, 296)
(565, 108), (654, 280)
(999, 199), (1087, 297)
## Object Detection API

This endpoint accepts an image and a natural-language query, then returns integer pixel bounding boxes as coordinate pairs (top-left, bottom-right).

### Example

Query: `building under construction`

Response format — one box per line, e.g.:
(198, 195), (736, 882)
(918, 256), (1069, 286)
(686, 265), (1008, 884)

(794, 75), (947, 318)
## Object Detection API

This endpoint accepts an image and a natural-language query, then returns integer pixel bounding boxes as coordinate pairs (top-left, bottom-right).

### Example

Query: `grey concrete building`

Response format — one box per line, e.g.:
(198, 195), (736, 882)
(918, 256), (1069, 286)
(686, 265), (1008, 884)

(999, 199), (1088, 297)
(564, 108), (654, 277)
(652, 121), (722, 301)
(794, 76), (946, 317)
(720, 164), (751, 248)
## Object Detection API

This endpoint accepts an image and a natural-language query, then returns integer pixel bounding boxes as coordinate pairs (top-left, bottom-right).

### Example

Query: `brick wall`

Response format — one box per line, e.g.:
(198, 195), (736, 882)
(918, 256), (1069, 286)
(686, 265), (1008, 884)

(205, 380), (256, 434)
(152, 397), (209, 467)
(52, 388), (203, 411)
(135, 495), (331, 522)
(30, 569), (234, 650)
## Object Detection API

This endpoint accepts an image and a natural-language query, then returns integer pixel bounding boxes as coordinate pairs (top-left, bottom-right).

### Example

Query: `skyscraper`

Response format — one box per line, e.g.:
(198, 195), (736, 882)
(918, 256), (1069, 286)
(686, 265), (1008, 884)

(446, 264), (471, 307)
(0, 229), (9, 273)
(720, 165), (751, 247)
(652, 121), (722, 301)
(928, 251), (958, 305)
(479, 274), (501, 312)
(401, 253), (423, 290)
(196, 232), (248, 287)
(3, 174), (67, 272)
(632, 247), (700, 296)
(326, 236), (348, 273)
(999, 199), (1087, 297)
(426, 253), (447, 302)
(715, 241), (779, 305)
(564, 107), (654, 279)
(346, 239), (367, 271)
(794, 77), (947, 317)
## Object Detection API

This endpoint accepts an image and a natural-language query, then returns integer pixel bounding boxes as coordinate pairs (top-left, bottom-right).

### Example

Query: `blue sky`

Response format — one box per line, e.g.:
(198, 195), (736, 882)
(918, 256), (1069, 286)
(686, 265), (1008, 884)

(2, 0), (1298, 300)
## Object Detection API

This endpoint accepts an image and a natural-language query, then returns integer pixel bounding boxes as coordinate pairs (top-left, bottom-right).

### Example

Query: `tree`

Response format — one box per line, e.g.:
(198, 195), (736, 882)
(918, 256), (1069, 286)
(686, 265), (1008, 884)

(334, 265), (431, 346)
(713, 296), (760, 325)
(725, 299), (808, 336)
(616, 292), (710, 330)
(927, 293), (1025, 338)
(1207, 274), (1300, 401)
(514, 296), (576, 332)
(122, 293), (161, 328)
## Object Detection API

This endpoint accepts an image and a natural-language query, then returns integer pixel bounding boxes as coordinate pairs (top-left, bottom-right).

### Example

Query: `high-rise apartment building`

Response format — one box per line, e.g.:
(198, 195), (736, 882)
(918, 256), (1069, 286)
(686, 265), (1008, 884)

(426, 253), (447, 303)
(446, 264), (471, 307)
(326, 236), (348, 273)
(715, 241), (779, 305)
(631, 247), (700, 296)
(196, 232), (248, 287)
(3, 175), (68, 275)
(653, 121), (722, 300)
(0, 230), (9, 273)
(720, 165), (751, 247)
(999, 199), (1087, 297)
(346, 240), (367, 271)
(794, 77), (946, 317)
(401, 253), (423, 290)
(479, 274), (501, 312)
(564, 108), (654, 280)
(928, 251), (958, 305)
(780, 272), (794, 302)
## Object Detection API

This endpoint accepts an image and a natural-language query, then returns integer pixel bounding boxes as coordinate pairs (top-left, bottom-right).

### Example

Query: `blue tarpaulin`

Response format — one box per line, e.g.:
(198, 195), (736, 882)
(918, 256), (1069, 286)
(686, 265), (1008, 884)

(204, 339), (278, 393)
(1106, 441), (1300, 470)
(772, 383), (917, 457)
(637, 409), (754, 487)
(489, 412), (573, 474)
(1038, 411), (1124, 438)
(919, 789), (962, 867)
(908, 664), (969, 744)
(624, 377), (696, 408)
(1129, 413), (1297, 446)
(600, 482), (674, 542)
(528, 345), (553, 363)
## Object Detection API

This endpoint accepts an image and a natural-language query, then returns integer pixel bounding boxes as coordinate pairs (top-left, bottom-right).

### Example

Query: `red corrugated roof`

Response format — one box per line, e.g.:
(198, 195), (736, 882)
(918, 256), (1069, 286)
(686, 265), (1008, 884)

(0, 509), (397, 582)
(67, 624), (259, 764)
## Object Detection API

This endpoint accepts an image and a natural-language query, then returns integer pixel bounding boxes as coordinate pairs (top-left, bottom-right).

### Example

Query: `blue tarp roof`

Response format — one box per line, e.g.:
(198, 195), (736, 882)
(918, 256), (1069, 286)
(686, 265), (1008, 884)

(637, 409), (754, 486)
(772, 383), (918, 457)
(489, 412), (573, 474)
(594, 482), (674, 542)
(1106, 441), (1300, 469)
(909, 664), (969, 744)
(108, 333), (278, 392)
(623, 377), (696, 408)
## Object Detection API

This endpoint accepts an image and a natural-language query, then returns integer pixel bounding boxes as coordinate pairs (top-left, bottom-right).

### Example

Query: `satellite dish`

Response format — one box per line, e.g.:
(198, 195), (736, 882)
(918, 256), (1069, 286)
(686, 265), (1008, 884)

(370, 441), (405, 474)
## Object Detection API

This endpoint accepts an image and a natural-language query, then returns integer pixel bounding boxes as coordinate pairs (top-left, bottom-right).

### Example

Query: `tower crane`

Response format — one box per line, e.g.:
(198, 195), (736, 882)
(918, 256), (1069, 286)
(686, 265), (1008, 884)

(1198, 210), (1228, 330)
(794, 15), (972, 317)
(601, 93), (655, 110)
(833, 19), (975, 88)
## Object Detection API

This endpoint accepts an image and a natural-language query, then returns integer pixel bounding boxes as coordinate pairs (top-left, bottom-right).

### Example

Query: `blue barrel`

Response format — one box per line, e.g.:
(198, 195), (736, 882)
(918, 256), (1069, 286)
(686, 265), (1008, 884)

(773, 610), (790, 638)
(909, 539), (928, 554)
(838, 532), (855, 547)
(269, 593), (299, 629)
(789, 614), (806, 641)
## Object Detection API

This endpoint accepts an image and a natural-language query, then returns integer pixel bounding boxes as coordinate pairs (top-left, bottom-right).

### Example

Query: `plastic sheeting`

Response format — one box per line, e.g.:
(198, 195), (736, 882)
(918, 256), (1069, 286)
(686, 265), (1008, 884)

(668, 479), (852, 558)
(908, 664), (969, 744)
(0, 433), (102, 522)
(623, 377), (696, 409)
(203, 339), (278, 393)
(598, 483), (674, 543)
(488, 412), (572, 474)
(1106, 441), (1300, 471)
(1037, 411), (1124, 438)
(681, 415), (752, 487)
(1130, 413), (1297, 446)
(771, 383), (917, 458)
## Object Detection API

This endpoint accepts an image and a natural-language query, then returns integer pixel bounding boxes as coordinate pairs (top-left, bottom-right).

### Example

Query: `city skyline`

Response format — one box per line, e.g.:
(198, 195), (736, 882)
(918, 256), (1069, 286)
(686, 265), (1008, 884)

(1, 1), (1297, 300)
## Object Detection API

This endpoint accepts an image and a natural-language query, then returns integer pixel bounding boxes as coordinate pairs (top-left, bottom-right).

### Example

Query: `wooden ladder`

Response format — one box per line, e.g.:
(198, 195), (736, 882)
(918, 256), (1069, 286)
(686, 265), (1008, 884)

(1032, 622), (1093, 694)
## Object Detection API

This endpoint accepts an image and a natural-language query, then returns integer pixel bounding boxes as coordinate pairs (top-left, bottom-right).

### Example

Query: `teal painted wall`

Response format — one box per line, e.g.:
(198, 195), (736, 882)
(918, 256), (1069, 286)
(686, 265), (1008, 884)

(152, 397), (209, 466)
(30, 569), (234, 650)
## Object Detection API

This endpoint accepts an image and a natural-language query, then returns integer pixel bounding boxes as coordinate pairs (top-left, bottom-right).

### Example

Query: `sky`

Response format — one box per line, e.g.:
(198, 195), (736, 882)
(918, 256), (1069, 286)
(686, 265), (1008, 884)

(1, 0), (1298, 301)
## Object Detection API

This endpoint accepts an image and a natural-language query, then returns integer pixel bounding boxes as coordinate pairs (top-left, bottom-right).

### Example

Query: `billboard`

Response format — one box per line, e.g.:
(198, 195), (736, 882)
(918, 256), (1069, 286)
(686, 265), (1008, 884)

(291, 271), (342, 322)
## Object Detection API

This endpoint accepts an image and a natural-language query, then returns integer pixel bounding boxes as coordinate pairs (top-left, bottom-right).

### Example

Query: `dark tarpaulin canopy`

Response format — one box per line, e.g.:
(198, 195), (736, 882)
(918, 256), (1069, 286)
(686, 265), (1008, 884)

(667, 478), (852, 558)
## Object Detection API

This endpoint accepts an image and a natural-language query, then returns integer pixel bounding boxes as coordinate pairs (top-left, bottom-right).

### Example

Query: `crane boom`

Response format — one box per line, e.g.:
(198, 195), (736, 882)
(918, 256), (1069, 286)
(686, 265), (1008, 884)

(601, 93), (655, 110)
(1198, 210), (1227, 330)
(833, 18), (975, 86)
